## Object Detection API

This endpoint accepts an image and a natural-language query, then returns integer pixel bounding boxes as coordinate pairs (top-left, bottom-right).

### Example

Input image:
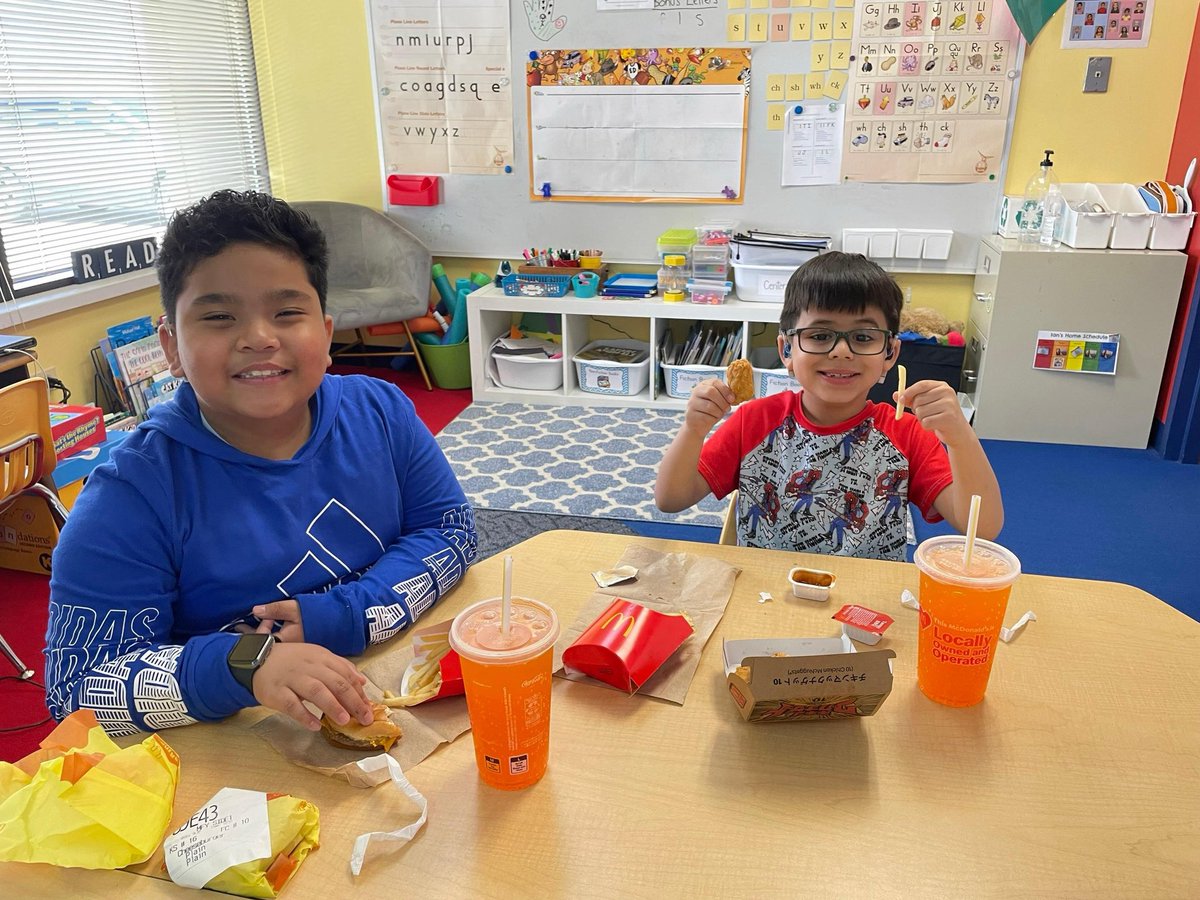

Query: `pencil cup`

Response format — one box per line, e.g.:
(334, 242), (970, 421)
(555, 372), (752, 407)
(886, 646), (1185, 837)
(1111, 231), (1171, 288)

(572, 272), (599, 298)
(579, 252), (603, 270)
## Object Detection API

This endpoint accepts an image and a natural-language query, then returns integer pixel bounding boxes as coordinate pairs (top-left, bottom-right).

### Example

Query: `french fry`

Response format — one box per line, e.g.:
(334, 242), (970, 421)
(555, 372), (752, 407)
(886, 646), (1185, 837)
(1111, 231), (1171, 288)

(895, 364), (907, 420)
(382, 638), (453, 707)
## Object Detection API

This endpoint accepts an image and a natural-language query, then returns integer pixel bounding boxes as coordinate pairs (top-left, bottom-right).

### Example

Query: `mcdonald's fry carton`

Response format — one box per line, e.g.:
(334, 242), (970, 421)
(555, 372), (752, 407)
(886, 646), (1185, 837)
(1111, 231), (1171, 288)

(562, 598), (694, 694)
(723, 636), (895, 723)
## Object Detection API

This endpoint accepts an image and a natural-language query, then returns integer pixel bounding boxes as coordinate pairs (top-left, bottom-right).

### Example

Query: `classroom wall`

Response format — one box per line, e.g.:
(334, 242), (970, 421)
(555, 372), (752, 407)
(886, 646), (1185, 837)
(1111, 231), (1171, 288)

(15, 1), (1198, 403)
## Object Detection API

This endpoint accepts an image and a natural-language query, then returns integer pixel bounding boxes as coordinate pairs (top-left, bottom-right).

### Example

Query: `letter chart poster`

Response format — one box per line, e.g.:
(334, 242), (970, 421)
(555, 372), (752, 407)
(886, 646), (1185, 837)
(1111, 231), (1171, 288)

(841, 1), (1021, 183)
(370, 0), (514, 175)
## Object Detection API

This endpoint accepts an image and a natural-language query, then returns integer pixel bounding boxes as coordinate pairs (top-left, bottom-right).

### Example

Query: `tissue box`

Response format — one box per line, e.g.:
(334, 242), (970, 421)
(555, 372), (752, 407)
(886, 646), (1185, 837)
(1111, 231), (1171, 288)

(723, 635), (895, 722)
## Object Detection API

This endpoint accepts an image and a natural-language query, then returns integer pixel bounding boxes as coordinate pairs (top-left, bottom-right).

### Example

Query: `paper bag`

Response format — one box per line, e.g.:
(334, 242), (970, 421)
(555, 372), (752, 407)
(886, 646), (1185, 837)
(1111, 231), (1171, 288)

(0, 709), (180, 868)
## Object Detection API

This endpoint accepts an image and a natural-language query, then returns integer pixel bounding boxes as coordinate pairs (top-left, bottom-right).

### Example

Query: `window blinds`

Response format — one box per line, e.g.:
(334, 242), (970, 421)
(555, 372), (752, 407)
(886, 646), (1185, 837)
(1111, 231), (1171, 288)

(0, 0), (268, 293)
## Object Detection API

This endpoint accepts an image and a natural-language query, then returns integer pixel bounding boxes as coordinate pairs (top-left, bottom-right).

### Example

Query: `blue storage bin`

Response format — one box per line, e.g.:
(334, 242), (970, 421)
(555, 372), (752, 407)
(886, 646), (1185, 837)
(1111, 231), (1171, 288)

(502, 273), (572, 297)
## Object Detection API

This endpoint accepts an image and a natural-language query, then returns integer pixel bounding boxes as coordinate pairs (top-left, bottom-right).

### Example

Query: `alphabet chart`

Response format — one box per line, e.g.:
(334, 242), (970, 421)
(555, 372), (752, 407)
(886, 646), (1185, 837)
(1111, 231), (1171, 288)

(840, 1), (1021, 183)
(368, 0), (515, 175)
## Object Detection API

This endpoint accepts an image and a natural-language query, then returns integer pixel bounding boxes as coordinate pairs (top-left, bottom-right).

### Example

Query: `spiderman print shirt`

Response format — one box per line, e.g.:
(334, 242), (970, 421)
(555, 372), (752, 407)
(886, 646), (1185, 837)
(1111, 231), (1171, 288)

(698, 391), (953, 560)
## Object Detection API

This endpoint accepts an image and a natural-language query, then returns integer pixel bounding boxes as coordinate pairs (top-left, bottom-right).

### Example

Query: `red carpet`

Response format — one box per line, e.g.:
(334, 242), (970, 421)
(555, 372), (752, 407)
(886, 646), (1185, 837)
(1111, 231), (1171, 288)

(0, 365), (471, 762)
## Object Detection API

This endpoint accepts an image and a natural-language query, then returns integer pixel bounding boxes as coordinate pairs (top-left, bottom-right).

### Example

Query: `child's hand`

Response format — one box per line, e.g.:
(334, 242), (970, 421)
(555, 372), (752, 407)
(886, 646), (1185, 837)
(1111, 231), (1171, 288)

(686, 378), (736, 434)
(252, 600), (304, 642)
(253, 642), (373, 731)
(900, 380), (973, 446)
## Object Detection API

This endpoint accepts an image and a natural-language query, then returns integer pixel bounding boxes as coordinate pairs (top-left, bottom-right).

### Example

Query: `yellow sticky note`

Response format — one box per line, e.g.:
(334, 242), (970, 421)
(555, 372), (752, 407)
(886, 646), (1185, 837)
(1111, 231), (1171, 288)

(823, 70), (846, 99)
(791, 11), (811, 40)
(834, 11), (854, 36)
(806, 72), (826, 98)
(749, 13), (769, 41)
(727, 13), (746, 41)
(728, 0), (745, 8)
(812, 10), (833, 37)
(785, 73), (806, 99)
(750, 0), (769, 8)
(835, 0), (854, 6)
(766, 74), (786, 100)
(831, 40), (851, 69)
(811, 0), (830, 7)
(791, 0), (811, 6)
(811, 41), (830, 71)
(767, 104), (786, 130)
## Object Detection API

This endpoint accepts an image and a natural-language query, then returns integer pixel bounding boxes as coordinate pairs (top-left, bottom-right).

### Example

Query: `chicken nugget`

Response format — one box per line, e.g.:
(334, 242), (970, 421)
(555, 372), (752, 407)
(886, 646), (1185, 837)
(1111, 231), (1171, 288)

(725, 358), (755, 404)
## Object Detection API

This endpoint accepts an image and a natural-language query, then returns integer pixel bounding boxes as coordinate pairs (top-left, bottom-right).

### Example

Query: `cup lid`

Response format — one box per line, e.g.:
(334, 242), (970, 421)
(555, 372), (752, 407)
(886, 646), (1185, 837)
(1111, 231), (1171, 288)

(449, 597), (560, 664)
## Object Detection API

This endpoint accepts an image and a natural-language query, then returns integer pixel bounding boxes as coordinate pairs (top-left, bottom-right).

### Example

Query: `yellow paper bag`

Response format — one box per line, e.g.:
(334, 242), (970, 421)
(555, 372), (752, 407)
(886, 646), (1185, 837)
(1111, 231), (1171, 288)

(0, 709), (180, 869)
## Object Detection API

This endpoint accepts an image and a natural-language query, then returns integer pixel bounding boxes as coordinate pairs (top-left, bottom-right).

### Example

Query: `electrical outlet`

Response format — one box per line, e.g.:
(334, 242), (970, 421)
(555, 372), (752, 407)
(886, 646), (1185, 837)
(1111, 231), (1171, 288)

(1084, 56), (1111, 93)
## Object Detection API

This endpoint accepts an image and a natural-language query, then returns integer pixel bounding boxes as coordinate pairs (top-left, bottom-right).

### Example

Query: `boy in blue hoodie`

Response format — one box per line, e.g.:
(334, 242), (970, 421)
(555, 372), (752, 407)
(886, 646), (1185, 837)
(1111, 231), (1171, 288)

(45, 190), (477, 737)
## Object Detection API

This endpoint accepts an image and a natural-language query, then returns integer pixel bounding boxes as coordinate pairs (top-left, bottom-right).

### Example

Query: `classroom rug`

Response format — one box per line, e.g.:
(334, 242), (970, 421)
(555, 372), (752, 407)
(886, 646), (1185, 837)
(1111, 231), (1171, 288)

(436, 403), (726, 527)
(473, 509), (639, 561)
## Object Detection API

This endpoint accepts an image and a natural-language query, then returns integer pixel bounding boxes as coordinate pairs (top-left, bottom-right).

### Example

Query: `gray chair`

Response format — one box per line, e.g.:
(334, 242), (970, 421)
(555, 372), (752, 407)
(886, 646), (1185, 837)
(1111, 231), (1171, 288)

(292, 200), (434, 390)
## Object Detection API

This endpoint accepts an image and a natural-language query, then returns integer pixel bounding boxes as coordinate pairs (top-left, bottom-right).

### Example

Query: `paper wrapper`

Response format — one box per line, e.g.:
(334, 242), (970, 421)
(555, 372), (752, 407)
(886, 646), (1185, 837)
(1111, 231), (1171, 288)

(0, 709), (180, 868)
(554, 544), (740, 704)
(250, 646), (470, 784)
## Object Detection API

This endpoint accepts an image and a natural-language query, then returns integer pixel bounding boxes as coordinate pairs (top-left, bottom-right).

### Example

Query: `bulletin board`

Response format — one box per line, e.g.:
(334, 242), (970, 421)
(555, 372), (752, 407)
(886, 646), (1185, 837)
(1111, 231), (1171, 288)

(373, 0), (1024, 275)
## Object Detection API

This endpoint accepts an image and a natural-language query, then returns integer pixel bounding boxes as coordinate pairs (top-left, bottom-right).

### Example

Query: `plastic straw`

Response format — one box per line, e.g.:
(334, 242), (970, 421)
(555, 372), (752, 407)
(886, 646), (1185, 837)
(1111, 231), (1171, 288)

(501, 554), (513, 636)
(962, 494), (982, 569)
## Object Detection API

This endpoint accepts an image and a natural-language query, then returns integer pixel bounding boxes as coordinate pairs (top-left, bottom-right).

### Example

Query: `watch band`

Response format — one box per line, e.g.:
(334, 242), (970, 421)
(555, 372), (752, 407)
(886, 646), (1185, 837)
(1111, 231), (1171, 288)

(228, 633), (275, 693)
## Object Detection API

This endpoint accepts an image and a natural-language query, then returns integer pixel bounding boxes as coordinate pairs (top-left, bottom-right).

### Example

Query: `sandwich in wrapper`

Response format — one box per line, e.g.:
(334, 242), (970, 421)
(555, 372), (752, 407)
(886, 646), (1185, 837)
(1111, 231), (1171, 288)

(319, 702), (402, 752)
(164, 789), (320, 898)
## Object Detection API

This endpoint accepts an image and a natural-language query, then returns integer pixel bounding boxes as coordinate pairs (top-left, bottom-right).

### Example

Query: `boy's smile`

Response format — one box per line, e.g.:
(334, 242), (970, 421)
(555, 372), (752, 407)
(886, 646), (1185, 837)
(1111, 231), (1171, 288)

(778, 310), (898, 426)
(160, 242), (334, 458)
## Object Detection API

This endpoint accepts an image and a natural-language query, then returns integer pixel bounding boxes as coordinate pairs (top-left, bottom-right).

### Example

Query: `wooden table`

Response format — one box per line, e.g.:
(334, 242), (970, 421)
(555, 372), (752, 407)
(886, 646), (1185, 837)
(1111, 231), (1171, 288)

(5, 532), (1198, 898)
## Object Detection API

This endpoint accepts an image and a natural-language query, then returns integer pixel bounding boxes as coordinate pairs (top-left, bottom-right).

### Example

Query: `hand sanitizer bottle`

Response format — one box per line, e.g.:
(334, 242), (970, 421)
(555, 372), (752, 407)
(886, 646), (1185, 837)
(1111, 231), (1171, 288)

(1020, 150), (1058, 245)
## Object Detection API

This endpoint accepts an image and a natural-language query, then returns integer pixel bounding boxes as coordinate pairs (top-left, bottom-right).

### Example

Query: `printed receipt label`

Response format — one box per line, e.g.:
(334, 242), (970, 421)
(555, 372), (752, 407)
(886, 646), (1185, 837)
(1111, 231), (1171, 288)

(164, 787), (271, 889)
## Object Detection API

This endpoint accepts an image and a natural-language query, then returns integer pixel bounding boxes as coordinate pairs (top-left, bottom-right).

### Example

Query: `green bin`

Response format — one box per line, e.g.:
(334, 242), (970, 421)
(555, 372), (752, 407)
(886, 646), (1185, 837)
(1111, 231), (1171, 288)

(418, 339), (472, 390)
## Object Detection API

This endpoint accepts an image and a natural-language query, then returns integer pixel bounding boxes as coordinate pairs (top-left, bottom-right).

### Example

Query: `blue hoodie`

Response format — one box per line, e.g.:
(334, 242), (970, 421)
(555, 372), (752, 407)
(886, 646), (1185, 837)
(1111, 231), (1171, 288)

(45, 374), (476, 735)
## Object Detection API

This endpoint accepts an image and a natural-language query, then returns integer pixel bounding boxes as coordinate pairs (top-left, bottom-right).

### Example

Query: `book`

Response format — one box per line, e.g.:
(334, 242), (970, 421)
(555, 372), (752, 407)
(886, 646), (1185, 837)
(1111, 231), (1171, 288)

(106, 316), (155, 349)
(113, 333), (167, 387)
(142, 370), (183, 410)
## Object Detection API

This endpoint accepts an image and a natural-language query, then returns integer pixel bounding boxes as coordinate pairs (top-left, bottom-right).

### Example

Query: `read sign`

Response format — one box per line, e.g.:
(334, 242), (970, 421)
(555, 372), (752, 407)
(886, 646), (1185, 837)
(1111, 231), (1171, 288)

(71, 237), (158, 283)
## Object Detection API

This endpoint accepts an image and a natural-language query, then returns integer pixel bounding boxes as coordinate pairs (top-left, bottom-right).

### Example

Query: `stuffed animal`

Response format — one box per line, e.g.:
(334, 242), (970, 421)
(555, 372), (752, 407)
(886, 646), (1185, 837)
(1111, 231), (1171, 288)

(899, 306), (950, 338)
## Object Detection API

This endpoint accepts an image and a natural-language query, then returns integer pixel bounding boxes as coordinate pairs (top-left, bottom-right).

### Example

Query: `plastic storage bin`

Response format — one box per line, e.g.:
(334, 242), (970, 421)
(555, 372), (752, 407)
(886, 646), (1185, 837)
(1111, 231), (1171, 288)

(687, 279), (732, 305)
(660, 363), (724, 399)
(1093, 183), (1154, 249)
(657, 228), (697, 265)
(573, 340), (652, 397)
(492, 353), (563, 391)
(502, 272), (572, 297)
(750, 347), (796, 397)
(692, 245), (730, 281)
(731, 262), (796, 302)
(730, 237), (821, 267)
(1148, 210), (1196, 250)
(418, 339), (471, 390)
(1059, 183), (1115, 249)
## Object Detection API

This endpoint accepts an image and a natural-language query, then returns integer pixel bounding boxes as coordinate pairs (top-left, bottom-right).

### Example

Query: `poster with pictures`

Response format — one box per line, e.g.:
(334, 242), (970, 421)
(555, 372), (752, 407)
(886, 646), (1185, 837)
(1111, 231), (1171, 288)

(1062, 1), (1152, 49)
(1032, 331), (1120, 375)
(841, 1), (1021, 183)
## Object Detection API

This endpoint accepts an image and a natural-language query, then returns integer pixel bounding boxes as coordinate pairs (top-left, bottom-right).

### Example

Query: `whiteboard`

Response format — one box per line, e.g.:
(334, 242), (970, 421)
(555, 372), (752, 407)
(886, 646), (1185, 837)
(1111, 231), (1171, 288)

(374, 0), (1023, 275)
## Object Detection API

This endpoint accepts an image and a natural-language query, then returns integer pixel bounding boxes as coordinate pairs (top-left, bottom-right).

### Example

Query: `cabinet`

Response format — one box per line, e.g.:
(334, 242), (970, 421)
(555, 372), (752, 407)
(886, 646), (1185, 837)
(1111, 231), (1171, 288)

(965, 237), (1186, 449)
(465, 284), (784, 409)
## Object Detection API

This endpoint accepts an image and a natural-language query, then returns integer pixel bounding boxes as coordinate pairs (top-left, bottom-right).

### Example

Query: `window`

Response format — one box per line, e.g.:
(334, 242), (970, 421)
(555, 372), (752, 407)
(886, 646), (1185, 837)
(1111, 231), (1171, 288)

(0, 0), (268, 297)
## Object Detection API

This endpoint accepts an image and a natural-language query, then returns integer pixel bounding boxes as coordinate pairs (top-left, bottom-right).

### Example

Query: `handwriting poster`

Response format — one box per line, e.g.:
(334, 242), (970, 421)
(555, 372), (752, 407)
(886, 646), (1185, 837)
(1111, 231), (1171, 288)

(841, 1), (1021, 183)
(369, 0), (514, 175)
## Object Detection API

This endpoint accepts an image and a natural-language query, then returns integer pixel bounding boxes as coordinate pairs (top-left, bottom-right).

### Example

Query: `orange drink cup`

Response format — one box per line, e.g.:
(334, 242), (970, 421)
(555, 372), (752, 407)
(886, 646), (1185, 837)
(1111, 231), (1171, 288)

(913, 536), (1021, 707)
(449, 596), (560, 790)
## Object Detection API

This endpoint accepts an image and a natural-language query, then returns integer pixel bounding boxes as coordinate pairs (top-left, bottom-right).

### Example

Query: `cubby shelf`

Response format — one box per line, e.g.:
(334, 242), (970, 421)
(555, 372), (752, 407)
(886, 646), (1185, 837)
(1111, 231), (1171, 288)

(466, 285), (787, 408)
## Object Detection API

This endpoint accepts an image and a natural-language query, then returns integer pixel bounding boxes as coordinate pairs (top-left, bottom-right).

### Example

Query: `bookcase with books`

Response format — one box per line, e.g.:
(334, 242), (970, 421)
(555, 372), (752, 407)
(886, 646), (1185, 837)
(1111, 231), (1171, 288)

(92, 316), (183, 424)
(466, 284), (786, 410)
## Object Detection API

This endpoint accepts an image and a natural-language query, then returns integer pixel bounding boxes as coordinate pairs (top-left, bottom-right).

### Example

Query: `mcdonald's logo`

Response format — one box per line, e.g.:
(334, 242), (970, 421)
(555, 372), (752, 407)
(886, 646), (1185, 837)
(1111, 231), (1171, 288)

(601, 611), (637, 638)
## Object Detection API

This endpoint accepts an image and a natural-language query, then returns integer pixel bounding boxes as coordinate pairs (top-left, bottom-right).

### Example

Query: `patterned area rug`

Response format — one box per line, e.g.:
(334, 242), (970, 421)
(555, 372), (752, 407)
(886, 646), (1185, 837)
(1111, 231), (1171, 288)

(473, 509), (638, 561)
(437, 403), (726, 527)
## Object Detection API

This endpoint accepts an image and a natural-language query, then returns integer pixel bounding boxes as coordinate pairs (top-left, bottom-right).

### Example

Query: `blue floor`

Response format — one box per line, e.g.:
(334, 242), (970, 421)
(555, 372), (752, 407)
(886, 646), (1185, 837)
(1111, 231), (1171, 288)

(625, 439), (1199, 623)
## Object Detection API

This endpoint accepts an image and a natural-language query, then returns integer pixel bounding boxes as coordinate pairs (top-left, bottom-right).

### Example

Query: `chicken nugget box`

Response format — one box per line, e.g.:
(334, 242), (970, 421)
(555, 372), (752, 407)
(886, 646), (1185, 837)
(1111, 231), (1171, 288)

(723, 635), (895, 723)
(49, 403), (106, 461)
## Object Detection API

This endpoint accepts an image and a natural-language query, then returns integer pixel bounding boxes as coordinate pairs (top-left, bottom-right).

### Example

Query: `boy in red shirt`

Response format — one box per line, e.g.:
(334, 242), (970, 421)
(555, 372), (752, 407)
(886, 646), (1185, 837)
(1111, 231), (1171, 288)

(655, 252), (1002, 560)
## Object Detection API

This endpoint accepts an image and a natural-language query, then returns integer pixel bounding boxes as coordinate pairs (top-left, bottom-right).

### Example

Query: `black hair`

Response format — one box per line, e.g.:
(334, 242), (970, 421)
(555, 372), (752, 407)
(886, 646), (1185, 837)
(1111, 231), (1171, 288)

(156, 189), (328, 321)
(780, 251), (903, 335)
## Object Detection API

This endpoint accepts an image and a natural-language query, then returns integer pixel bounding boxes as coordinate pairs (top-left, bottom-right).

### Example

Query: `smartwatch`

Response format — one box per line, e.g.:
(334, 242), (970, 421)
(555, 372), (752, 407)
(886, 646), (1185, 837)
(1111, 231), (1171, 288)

(228, 633), (276, 693)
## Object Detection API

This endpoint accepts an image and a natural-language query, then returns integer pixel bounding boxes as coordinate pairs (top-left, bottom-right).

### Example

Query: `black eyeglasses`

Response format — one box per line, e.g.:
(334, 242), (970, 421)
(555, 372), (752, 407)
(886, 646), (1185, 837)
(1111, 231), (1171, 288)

(781, 327), (893, 356)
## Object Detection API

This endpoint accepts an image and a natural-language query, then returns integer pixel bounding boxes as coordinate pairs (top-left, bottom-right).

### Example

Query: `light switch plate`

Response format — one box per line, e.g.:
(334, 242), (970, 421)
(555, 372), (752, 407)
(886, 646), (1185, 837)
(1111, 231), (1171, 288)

(1084, 56), (1111, 93)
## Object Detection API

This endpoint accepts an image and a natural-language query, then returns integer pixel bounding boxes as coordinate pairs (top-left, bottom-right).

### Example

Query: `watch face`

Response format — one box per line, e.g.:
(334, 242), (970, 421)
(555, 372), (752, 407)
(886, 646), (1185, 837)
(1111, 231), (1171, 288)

(229, 633), (273, 667)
